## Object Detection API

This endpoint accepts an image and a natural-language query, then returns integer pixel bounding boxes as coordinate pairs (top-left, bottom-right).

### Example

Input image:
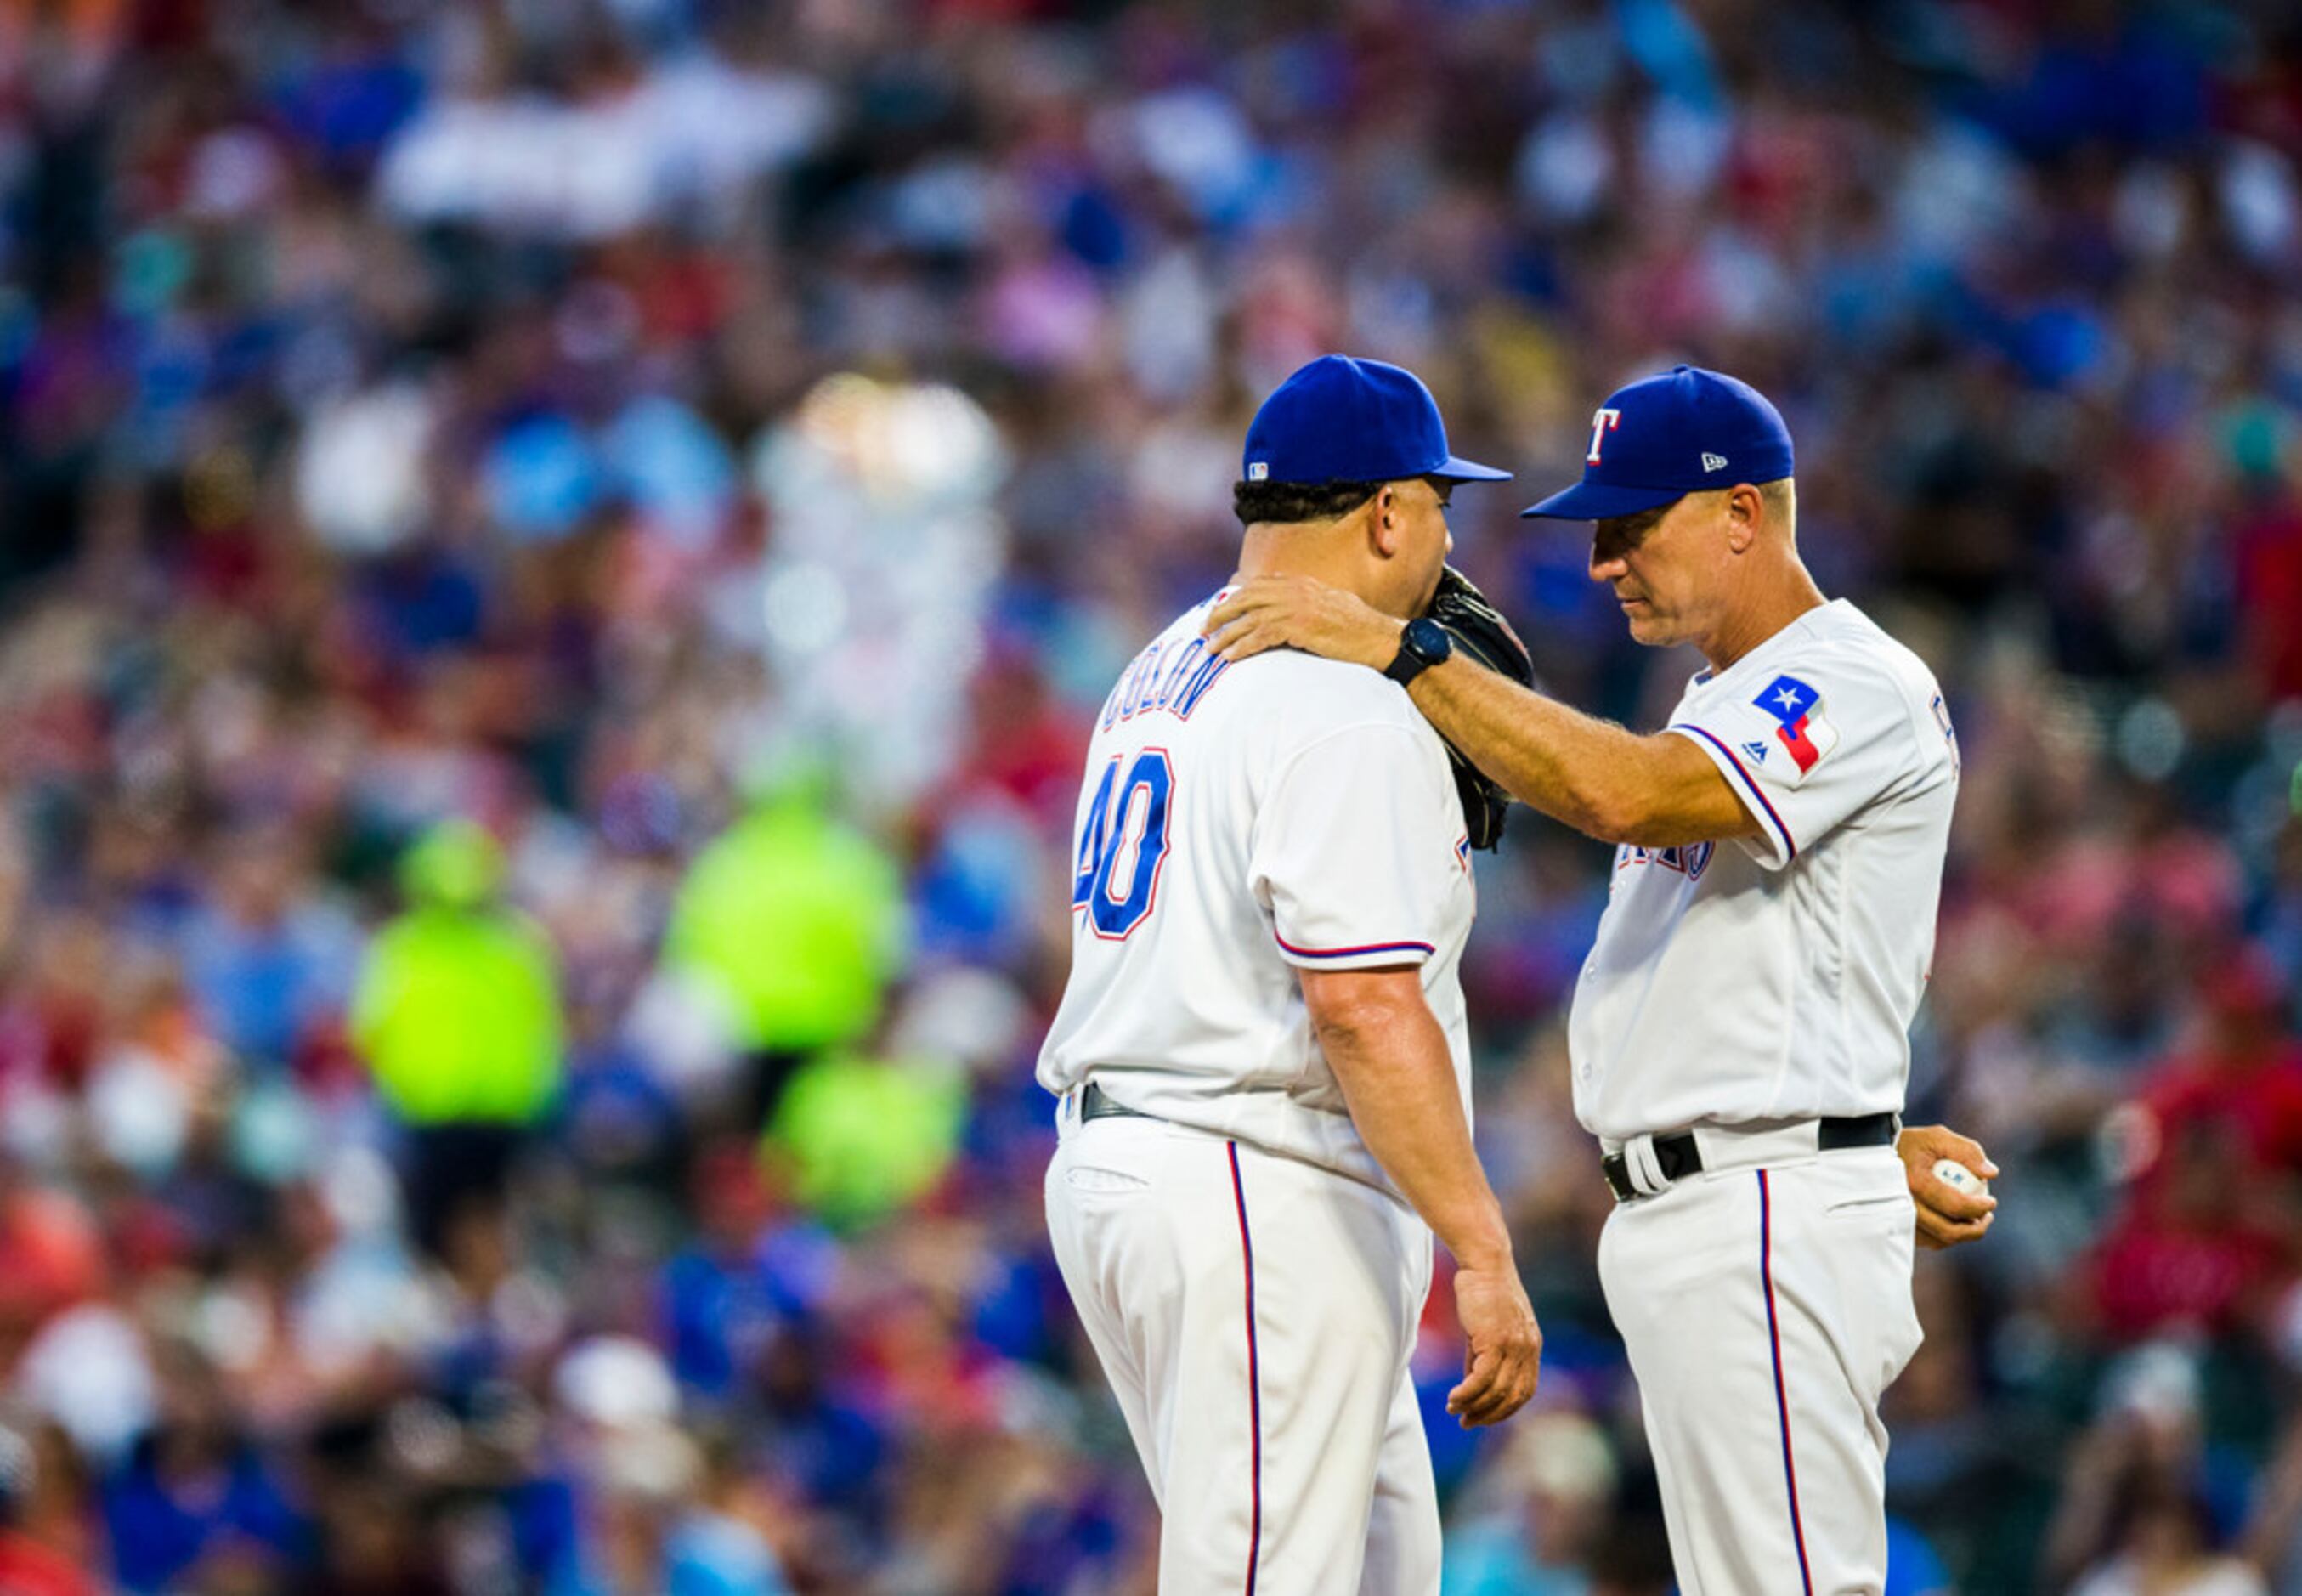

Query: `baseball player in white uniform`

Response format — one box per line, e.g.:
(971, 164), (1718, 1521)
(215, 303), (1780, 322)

(1205, 365), (2000, 1596)
(1039, 355), (1543, 1594)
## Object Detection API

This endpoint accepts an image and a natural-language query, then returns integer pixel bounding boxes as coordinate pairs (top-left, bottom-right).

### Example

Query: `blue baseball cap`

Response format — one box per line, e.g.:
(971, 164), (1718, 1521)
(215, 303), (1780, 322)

(1243, 355), (1511, 487)
(1520, 365), (1794, 520)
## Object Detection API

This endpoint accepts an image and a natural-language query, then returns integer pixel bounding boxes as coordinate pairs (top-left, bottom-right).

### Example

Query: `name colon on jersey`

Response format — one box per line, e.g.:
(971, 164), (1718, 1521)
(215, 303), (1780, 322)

(1100, 636), (1230, 729)
(1615, 840), (1714, 881)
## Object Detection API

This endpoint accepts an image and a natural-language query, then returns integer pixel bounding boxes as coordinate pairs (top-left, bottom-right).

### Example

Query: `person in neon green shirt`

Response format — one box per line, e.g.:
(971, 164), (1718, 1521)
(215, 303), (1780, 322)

(764, 1045), (968, 1231)
(662, 773), (905, 1130)
(350, 820), (563, 1263)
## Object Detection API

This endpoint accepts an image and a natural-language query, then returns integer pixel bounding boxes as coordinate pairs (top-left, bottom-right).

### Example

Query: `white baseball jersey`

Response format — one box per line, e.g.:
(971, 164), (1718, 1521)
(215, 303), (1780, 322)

(1569, 597), (1959, 1143)
(1036, 591), (1478, 1193)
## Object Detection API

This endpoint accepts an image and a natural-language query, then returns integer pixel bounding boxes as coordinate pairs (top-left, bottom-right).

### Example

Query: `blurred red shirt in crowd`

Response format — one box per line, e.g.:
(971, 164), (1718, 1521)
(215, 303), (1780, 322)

(0, 1531), (99, 1596)
(2092, 951), (2302, 1338)
(2236, 496), (2302, 704)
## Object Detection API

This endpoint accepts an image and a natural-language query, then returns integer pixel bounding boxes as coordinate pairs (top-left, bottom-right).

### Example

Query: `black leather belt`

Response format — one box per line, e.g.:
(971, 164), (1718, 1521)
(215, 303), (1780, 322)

(1601, 1112), (1899, 1202)
(1080, 1081), (1153, 1123)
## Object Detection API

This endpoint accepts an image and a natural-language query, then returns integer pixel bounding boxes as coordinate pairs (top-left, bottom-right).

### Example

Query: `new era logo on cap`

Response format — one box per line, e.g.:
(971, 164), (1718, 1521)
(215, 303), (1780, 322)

(1247, 462), (1269, 481)
(1520, 365), (1795, 522)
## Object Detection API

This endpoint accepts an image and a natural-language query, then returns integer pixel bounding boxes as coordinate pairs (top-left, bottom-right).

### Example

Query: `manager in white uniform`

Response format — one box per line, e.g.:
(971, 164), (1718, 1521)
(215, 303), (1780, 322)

(1208, 365), (1999, 1596)
(1040, 356), (1543, 1594)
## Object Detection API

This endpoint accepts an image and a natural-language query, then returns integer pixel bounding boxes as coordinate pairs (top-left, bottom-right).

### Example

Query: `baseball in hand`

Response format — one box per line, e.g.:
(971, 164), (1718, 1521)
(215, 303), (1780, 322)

(1932, 1158), (1988, 1197)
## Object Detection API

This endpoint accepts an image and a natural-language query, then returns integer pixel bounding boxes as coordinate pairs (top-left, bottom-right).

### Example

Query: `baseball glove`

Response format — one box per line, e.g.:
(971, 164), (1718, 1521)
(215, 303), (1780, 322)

(1425, 565), (1532, 852)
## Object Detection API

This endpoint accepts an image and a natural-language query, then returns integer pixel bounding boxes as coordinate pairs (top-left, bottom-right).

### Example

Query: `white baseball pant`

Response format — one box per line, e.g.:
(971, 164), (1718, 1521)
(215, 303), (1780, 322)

(1599, 1139), (1923, 1596)
(1045, 1109), (1440, 1594)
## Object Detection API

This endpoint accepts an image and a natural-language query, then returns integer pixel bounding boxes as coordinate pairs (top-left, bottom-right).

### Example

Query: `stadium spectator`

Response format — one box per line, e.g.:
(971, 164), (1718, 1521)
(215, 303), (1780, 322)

(350, 820), (563, 1264)
(661, 769), (905, 1133)
(2090, 948), (2302, 1339)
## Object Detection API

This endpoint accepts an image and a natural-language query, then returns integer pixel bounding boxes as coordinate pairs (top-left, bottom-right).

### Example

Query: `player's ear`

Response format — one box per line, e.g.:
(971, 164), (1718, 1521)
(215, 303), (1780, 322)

(1723, 485), (1760, 554)
(1371, 484), (1402, 557)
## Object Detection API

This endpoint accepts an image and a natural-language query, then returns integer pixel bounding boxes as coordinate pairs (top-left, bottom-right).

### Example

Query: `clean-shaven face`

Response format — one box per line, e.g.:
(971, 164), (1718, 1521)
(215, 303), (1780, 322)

(1588, 491), (1728, 648)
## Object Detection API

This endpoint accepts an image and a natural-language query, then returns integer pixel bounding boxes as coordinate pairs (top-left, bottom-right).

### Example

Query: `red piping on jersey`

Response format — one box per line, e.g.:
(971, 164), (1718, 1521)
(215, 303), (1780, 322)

(1273, 933), (1436, 960)
(1758, 1170), (1816, 1595)
(1671, 723), (1797, 863)
(1228, 1142), (1263, 1595)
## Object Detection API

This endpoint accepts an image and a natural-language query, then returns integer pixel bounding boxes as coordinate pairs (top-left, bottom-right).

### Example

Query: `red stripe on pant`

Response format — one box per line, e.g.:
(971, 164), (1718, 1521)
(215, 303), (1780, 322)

(1759, 1169), (1815, 1596)
(1228, 1142), (1262, 1595)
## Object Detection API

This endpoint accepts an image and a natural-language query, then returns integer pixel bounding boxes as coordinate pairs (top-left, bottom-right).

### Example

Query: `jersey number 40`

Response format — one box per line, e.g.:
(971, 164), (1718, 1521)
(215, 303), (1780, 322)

(1071, 750), (1174, 939)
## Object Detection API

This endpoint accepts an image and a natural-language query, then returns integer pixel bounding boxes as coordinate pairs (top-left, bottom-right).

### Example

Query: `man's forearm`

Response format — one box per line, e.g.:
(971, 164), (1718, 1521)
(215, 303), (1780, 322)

(1313, 994), (1513, 1270)
(1408, 654), (1671, 841)
(1200, 574), (1745, 845)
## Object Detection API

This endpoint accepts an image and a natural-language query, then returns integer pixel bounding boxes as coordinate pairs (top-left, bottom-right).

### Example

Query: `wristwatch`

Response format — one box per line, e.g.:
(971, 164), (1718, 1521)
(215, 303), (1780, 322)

(1383, 617), (1452, 685)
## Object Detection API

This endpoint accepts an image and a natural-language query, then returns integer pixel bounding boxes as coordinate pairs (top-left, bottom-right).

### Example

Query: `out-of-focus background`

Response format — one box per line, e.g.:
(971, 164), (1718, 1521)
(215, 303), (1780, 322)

(0, 0), (2299, 1591)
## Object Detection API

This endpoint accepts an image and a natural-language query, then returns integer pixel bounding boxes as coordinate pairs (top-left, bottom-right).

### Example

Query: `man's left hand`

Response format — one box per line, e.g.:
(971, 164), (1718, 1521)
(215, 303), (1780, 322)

(1898, 1123), (1999, 1250)
(1204, 575), (1401, 669)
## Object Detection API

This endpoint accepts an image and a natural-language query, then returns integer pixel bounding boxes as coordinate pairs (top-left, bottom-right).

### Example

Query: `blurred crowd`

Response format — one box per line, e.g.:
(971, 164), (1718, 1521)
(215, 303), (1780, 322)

(1, 0), (2301, 1590)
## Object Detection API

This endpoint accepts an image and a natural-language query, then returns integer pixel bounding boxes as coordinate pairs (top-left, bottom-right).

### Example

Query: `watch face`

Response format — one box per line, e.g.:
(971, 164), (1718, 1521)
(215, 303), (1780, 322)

(1387, 618), (1449, 683)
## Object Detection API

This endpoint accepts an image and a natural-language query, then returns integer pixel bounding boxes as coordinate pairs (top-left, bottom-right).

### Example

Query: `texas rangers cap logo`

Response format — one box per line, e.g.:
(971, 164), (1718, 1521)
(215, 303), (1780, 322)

(1522, 365), (1794, 523)
(1754, 675), (1838, 780)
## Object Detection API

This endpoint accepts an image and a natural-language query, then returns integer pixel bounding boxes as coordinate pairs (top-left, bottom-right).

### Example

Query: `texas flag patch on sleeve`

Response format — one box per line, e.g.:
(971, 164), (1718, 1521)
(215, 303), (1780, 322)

(1753, 675), (1839, 780)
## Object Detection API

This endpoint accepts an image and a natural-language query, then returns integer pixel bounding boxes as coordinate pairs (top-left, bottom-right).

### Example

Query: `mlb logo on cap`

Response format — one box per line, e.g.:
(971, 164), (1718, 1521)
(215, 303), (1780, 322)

(1522, 365), (1795, 521)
